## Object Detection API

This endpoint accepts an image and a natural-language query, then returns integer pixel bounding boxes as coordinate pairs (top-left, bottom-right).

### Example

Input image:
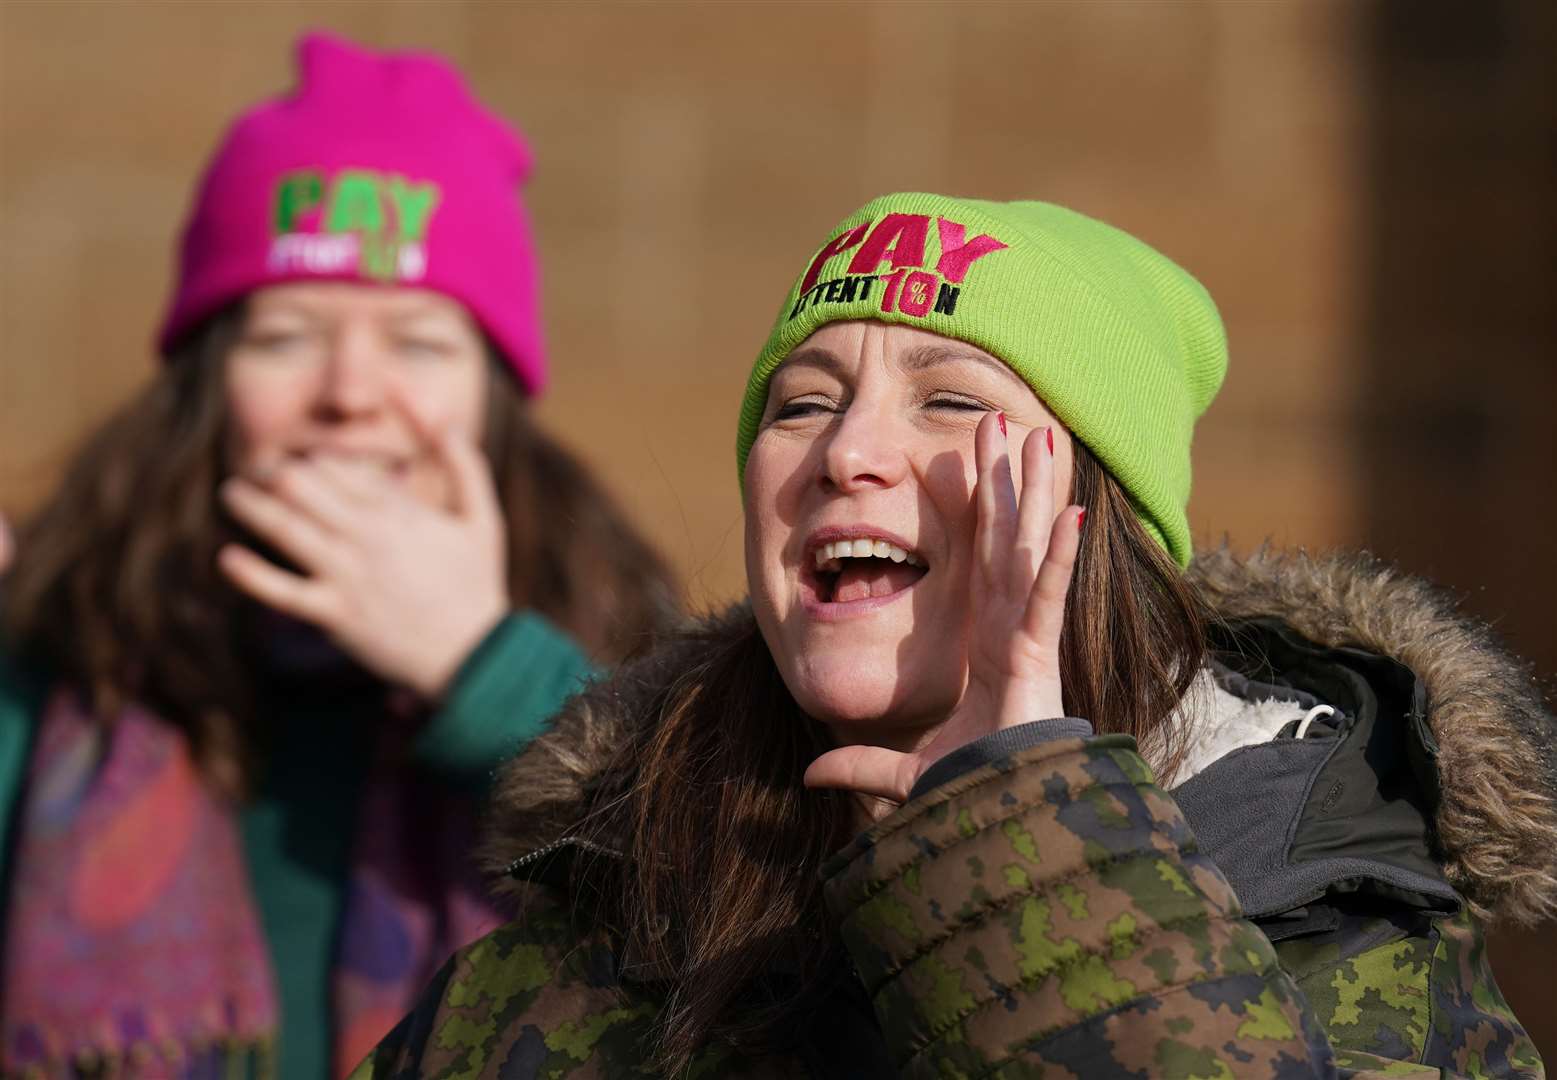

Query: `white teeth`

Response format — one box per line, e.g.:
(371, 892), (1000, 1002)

(812, 537), (925, 569)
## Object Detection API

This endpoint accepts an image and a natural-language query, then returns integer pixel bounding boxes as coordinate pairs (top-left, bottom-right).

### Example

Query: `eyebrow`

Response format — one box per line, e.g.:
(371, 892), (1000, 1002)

(776, 347), (844, 376)
(898, 343), (1015, 381)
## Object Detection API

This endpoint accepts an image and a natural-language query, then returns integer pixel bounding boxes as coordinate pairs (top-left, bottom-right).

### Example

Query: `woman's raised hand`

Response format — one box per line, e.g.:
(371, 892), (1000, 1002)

(804, 411), (1084, 806)
(217, 389), (509, 700)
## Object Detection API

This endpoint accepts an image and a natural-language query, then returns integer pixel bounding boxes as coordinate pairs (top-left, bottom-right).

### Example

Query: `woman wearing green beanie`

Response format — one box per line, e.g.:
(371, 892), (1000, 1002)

(357, 194), (1552, 1078)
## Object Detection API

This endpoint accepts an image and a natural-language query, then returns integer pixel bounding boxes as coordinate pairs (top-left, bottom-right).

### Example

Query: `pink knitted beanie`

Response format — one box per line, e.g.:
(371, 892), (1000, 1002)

(158, 32), (547, 394)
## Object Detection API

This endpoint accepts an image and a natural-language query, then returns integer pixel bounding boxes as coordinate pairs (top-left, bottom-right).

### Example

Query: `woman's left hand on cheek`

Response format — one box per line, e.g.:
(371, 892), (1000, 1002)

(805, 411), (1084, 805)
(217, 409), (510, 701)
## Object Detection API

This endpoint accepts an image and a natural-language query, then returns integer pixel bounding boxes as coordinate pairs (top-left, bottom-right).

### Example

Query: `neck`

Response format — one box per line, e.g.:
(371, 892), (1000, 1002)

(824, 718), (940, 756)
(823, 716), (943, 827)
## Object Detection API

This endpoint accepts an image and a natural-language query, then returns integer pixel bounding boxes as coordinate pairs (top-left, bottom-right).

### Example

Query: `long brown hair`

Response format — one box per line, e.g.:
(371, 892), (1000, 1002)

(544, 439), (1206, 1073)
(2, 306), (678, 795)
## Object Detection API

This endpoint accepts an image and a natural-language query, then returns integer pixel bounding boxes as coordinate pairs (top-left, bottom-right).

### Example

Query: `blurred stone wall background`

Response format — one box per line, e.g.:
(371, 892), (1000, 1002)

(2, 0), (1552, 1054)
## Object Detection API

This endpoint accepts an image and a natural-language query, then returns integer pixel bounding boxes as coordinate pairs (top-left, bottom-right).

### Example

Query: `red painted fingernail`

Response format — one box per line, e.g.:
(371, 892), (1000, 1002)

(1076, 509), (1087, 529)
(1046, 427), (1054, 454)
(996, 412), (1007, 436)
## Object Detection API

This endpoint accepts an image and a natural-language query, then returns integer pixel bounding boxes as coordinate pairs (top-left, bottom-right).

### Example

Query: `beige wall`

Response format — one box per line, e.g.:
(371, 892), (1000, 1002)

(3, 0), (1552, 1054)
(1, 0), (1376, 598)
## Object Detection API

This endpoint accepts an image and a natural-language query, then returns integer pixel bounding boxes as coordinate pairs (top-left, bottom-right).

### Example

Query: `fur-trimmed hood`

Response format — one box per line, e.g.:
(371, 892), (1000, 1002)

(489, 547), (1557, 926)
(1189, 547), (1556, 925)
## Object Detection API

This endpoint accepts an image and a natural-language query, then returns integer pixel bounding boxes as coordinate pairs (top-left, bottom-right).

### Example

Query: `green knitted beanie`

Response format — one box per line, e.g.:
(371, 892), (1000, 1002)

(736, 192), (1227, 567)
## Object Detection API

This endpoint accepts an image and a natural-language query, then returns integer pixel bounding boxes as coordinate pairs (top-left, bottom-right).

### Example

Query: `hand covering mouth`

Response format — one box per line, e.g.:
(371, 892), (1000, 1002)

(288, 448), (412, 477)
(808, 536), (928, 604)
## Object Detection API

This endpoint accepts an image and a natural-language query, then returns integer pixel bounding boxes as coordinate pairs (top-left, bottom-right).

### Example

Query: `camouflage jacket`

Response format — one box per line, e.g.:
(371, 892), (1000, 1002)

(354, 549), (1553, 1079)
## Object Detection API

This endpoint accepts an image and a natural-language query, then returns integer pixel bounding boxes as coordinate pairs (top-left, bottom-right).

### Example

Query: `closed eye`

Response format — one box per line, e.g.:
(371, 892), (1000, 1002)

(773, 397), (839, 421)
(924, 394), (991, 412)
(238, 329), (315, 356)
(395, 338), (458, 359)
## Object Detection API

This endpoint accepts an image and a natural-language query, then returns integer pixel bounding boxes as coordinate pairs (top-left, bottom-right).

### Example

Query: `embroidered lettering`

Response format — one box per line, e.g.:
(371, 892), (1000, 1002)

(267, 167), (442, 284)
(788, 274), (876, 319)
(267, 233), (360, 274)
(360, 234), (399, 280)
(847, 214), (930, 276)
(274, 170), (324, 234)
(798, 223), (871, 296)
(787, 215), (1007, 323)
(880, 268), (906, 313)
(934, 218), (1008, 283)
(899, 271), (936, 317)
(386, 177), (440, 243)
(397, 243), (427, 280)
(933, 282), (960, 315)
(326, 170), (385, 234)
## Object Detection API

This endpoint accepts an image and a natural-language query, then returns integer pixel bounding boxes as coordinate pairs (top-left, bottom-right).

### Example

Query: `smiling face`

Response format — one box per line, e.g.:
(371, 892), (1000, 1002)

(744, 321), (1074, 742)
(224, 282), (489, 507)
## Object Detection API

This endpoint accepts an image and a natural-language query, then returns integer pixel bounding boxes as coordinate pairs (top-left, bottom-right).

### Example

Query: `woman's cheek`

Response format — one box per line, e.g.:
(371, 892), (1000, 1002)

(228, 345), (328, 410)
(398, 358), (487, 434)
(224, 376), (308, 471)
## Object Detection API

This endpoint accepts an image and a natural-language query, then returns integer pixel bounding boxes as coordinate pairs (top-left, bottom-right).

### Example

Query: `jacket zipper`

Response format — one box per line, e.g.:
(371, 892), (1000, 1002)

(503, 835), (623, 878)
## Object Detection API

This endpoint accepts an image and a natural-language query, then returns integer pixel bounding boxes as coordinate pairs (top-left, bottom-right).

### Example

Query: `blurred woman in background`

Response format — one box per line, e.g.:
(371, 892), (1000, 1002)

(362, 194), (1551, 1078)
(0, 33), (675, 1079)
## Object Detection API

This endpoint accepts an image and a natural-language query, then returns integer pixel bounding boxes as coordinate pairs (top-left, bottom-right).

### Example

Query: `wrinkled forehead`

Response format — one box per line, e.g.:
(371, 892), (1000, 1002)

(769, 321), (1031, 392)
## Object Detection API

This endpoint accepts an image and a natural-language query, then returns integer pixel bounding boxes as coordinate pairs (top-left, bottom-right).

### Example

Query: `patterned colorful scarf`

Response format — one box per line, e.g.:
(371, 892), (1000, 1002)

(2, 688), (503, 1078)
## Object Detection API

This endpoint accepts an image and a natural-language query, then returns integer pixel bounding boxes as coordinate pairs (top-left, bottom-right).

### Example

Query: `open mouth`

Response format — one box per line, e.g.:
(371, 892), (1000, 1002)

(806, 535), (928, 605)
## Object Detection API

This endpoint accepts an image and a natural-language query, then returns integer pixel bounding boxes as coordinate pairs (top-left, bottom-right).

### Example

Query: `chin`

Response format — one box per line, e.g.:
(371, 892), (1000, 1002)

(795, 686), (902, 727)
(786, 651), (957, 732)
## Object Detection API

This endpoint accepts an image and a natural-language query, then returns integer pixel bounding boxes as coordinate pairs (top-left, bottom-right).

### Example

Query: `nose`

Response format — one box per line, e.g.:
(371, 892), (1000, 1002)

(313, 325), (387, 421)
(819, 396), (909, 494)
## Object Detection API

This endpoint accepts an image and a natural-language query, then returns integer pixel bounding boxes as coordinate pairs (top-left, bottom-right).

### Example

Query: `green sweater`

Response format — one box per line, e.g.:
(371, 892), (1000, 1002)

(0, 611), (594, 1080)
